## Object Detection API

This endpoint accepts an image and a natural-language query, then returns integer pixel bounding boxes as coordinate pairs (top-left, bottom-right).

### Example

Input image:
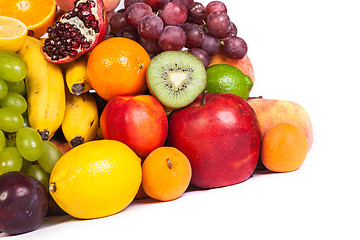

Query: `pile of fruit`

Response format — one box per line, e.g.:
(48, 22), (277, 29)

(0, 0), (313, 236)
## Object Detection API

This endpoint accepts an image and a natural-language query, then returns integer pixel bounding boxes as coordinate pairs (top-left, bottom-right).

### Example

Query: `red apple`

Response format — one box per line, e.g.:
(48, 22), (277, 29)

(167, 92), (261, 189)
(100, 95), (168, 159)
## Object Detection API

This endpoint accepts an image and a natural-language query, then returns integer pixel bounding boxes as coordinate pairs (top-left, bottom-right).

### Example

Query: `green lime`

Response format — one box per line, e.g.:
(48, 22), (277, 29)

(205, 64), (253, 100)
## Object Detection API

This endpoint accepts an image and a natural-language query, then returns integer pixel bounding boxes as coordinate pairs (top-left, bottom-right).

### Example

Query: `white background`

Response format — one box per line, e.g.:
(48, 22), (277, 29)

(2, 0), (360, 239)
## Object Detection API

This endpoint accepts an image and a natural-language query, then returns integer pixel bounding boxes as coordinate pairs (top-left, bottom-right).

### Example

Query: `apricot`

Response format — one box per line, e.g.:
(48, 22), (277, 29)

(142, 147), (192, 201)
(248, 97), (313, 151)
(261, 123), (308, 172)
(209, 48), (255, 84)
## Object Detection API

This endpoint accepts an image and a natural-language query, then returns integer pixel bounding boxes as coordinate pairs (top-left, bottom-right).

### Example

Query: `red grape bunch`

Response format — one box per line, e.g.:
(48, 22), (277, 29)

(108, 0), (247, 67)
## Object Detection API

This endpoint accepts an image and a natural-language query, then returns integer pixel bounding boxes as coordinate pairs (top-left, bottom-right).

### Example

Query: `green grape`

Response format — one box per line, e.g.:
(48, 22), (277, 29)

(16, 127), (44, 161)
(22, 115), (30, 128)
(0, 130), (5, 152)
(0, 51), (24, 61)
(20, 158), (33, 173)
(5, 80), (26, 95)
(0, 91), (27, 114)
(37, 141), (63, 173)
(0, 107), (24, 133)
(0, 79), (8, 99)
(0, 52), (27, 82)
(26, 164), (50, 190)
(0, 147), (23, 175)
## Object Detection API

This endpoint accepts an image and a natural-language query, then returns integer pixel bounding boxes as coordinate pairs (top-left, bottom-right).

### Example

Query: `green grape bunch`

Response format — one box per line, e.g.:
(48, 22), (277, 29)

(0, 51), (63, 189)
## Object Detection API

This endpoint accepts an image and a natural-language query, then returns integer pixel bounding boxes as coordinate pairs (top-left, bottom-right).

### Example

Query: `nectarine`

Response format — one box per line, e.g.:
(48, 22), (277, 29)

(209, 48), (255, 84)
(248, 97), (313, 151)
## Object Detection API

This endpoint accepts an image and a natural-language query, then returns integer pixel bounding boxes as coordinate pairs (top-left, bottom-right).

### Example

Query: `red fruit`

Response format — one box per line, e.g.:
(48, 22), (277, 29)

(41, 0), (108, 63)
(56, 0), (120, 12)
(167, 92), (261, 189)
(100, 95), (168, 159)
(145, 0), (170, 10)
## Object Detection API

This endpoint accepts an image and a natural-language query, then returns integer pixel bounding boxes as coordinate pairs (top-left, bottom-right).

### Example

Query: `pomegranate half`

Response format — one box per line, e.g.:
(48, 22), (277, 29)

(41, 0), (107, 63)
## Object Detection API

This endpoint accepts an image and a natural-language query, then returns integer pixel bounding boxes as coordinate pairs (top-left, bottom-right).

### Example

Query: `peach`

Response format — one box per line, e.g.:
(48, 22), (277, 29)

(247, 97), (313, 151)
(55, 0), (120, 13)
(209, 48), (255, 84)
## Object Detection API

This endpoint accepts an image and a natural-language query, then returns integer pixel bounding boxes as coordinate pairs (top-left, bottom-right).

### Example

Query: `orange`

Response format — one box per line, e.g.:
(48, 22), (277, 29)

(142, 147), (192, 201)
(87, 37), (150, 101)
(0, 0), (57, 39)
(261, 123), (308, 173)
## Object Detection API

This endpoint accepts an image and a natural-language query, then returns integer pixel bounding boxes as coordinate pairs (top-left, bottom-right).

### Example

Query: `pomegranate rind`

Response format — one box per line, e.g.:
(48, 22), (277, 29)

(41, 0), (108, 64)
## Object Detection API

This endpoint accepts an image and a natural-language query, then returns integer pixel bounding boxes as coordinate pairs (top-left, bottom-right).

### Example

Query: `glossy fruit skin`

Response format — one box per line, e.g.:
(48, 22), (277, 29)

(87, 37), (150, 101)
(247, 97), (313, 152)
(49, 140), (142, 219)
(100, 95), (168, 159)
(41, 0), (108, 63)
(209, 49), (255, 84)
(0, 52), (27, 83)
(0, 171), (48, 235)
(55, 0), (120, 12)
(167, 92), (261, 189)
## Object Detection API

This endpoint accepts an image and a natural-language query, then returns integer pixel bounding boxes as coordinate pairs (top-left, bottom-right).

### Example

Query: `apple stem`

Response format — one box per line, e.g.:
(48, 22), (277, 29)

(202, 91), (208, 105)
(167, 158), (173, 169)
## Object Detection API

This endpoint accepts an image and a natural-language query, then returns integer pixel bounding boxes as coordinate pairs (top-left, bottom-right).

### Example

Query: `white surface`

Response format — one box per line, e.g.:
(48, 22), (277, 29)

(2, 0), (360, 239)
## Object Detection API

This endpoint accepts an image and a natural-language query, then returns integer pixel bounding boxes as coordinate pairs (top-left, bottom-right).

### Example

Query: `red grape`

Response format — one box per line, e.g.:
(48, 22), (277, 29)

(223, 36), (248, 59)
(200, 33), (220, 56)
(205, 11), (230, 38)
(109, 12), (129, 35)
(205, 1), (227, 16)
(158, 26), (186, 51)
(138, 15), (164, 40)
(116, 27), (140, 42)
(145, 0), (170, 10)
(0, 171), (48, 235)
(171, 0), (194, 10)
(139, 37), (162, 54)
(188, 2), (206, 24)
(124, 0), (146, 8)
(188, 48), (210, 68)
(182, 23), (204, 48)
(125, 2), (153, 28)
(159, 1), (187, 26)
(225, 21), (237, 37)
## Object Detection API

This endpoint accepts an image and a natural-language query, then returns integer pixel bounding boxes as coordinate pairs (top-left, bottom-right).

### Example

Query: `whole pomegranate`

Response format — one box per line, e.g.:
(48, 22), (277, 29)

(56, 0), (120, 12)
(41, 0), (108, 63)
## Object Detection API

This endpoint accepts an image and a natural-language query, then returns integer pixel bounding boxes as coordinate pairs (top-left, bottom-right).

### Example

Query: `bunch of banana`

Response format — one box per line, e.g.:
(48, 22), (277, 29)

(18, 37), (66, 140)
(61, 88), (99, 148)
(62, 54), (92, 96)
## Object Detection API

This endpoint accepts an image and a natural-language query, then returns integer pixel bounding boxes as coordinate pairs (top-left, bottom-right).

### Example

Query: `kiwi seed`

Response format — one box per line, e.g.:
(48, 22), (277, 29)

(146, 51), (207, 109)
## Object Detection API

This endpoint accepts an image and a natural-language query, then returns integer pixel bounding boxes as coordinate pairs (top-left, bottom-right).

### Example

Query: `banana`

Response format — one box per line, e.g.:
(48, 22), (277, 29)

(18, 36), (66, 140)
(63, 54), (92, 96)
(61, 89), (99, 148)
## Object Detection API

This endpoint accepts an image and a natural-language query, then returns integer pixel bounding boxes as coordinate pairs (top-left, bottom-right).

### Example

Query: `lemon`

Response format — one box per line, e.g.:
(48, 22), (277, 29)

(49, 140), (142, 219)
(0, 16), (28, 53)
(205, 64), (253, 100)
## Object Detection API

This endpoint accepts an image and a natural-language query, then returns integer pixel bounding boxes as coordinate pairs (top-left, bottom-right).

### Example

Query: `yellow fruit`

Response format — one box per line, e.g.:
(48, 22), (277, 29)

(0, 16), (27, 52)
(49, 140), (142, 219)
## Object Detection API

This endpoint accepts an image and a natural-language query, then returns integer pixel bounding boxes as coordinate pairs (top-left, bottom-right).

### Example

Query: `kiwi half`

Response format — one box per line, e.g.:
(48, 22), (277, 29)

(146, 51), (207, 109)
